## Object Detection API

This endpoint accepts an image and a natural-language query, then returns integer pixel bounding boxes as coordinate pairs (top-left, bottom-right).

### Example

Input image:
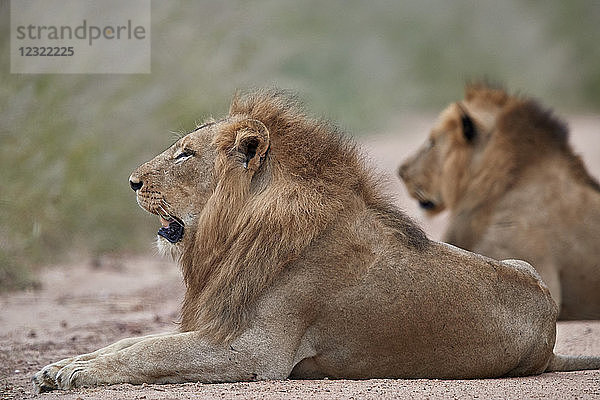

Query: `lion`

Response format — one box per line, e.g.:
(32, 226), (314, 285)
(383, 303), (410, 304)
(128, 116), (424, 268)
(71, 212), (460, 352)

(399, 82), (600, 320)
(33, 89), (600, 392)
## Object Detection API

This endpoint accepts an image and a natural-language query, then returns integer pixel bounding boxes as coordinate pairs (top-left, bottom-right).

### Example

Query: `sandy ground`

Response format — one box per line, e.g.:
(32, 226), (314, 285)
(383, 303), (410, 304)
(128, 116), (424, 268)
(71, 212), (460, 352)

(1, 115), (599, 399)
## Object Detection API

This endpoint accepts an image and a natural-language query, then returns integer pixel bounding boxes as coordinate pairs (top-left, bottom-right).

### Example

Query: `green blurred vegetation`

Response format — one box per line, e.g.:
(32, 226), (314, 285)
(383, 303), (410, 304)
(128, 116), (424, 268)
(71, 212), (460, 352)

(1, 0), (599, 290)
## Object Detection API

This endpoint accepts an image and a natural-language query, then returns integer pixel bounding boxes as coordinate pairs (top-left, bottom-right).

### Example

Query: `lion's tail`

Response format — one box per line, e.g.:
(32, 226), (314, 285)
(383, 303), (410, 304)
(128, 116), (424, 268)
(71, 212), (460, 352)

(545, 354), (600, 372)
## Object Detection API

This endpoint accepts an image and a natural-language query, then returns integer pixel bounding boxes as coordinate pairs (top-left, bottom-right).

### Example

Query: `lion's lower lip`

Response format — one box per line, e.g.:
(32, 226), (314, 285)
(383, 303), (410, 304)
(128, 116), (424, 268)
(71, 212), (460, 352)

(158, 220), (184, 243)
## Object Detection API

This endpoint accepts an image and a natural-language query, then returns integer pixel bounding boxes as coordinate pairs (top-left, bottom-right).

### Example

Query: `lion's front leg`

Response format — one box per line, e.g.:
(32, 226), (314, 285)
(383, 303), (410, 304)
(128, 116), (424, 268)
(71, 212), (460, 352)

(34, 330), (301, 392)
(32, 332), (171, 393)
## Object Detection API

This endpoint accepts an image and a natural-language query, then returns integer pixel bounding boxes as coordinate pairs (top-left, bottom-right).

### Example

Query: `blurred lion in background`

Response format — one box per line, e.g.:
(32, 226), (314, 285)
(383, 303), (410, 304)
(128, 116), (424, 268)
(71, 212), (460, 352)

(399, 82), (600, 319)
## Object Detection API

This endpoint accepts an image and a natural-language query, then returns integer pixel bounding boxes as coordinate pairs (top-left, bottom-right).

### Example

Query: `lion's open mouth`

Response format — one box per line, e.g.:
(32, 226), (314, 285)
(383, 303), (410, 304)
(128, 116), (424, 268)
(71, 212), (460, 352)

(157, 214), (185, 243)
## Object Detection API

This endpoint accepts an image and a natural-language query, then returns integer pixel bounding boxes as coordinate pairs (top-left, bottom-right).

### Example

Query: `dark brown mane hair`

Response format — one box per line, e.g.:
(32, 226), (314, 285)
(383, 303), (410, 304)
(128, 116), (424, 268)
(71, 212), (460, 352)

(179, 89), (427, 343)
(459, 83), (600, 215)
(467, 81), (570, 154)
(495, 91), (600, 192)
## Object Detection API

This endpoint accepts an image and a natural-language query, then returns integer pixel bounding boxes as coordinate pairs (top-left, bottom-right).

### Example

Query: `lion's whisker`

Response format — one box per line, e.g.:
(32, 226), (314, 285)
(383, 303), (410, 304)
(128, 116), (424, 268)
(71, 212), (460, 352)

(157, 204), (171, 219)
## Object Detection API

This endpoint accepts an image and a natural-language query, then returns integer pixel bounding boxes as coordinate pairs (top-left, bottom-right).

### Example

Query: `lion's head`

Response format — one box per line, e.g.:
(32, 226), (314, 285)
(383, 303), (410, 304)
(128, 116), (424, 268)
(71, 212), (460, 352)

(398, 82), (597, 218)
(129, 121), (217, 256)
(129, 116), (271, 259)
(130, 89), (425, 342)
(398, 83), (511, 215)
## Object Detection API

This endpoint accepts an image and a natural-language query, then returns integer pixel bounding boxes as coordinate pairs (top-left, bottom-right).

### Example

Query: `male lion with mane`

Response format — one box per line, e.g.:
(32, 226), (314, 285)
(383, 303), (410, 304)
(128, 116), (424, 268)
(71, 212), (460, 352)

(399, 83), (600, 320)
(34, 89), (600, 392)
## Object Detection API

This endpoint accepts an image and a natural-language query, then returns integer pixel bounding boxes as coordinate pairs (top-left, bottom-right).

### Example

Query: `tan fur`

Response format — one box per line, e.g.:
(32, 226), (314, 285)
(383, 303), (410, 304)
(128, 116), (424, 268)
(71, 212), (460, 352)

(33, 89), (600, 392)
(399, 82), (600, 319)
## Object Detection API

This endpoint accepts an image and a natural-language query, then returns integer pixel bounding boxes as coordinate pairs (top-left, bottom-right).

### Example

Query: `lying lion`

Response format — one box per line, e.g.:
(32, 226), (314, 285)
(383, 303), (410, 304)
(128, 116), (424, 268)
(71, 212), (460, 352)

(33, 89), (600, 392)
(399, 83), (600, 320)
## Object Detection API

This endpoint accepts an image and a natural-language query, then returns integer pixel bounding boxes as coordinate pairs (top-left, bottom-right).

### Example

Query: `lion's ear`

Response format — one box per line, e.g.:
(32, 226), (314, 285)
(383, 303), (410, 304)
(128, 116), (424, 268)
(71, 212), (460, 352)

(234, 119), (270, 171)
(457, 103), (477, 143)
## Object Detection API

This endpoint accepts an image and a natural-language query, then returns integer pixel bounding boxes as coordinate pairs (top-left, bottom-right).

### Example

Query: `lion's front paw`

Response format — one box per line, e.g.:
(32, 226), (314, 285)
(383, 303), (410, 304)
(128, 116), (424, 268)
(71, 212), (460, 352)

(33, 359), (103, 392)
(53, 360), (100, 390)
(32, 358), (74, 393)
(32, 366), (57, 393)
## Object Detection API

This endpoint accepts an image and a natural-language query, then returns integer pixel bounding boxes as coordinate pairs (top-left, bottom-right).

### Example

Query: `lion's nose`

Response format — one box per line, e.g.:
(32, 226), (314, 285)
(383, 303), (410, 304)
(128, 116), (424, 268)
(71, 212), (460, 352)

(129, 178), (143, 191)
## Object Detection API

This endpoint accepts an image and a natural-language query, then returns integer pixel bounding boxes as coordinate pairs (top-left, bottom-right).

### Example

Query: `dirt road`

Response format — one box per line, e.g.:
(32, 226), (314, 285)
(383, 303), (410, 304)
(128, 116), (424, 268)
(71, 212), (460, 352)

(2, 117), (599, 399)
(2, 255), (599, 400)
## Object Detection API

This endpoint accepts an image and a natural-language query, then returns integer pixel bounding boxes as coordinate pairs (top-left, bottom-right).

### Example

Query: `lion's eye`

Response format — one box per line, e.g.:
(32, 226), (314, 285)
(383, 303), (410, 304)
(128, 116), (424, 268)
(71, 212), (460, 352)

(174, 149), (194, 164)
